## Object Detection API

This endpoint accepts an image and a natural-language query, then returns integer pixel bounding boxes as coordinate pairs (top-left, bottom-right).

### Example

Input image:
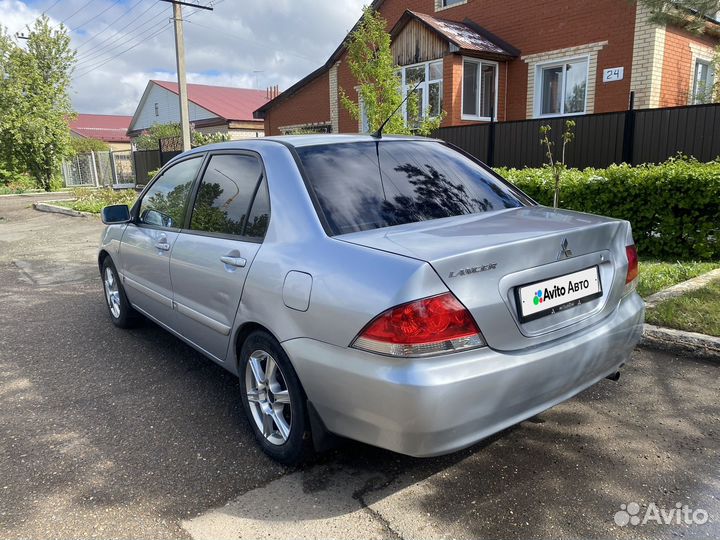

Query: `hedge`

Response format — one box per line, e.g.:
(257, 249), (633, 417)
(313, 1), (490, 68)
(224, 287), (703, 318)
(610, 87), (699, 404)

(497, 158), (720, 261)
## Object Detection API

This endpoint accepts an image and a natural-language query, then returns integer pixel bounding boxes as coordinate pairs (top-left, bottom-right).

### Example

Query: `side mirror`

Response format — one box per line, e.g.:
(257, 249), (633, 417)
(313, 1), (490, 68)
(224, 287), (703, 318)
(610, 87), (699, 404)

(101, 204), (131, 225)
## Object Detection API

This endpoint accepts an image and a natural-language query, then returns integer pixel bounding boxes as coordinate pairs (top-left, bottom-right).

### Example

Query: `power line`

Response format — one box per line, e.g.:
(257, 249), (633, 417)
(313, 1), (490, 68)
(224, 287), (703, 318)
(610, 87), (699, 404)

(74, 0), (150, 51)
(74, 22), (173, 78)
(159, 0), (212, 9)
(76, 1), (218, 66)
(43, 0), (63, 15)
(73, 3), (210, 79)
(60, 0), (100, 26)
(68, 0), (123, 33)
(75, 9), (170, 66)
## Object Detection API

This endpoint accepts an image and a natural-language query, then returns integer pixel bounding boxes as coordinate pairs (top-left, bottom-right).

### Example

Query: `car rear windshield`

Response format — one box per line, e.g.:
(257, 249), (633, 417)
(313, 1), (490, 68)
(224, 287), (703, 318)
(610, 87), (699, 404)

(296, 140), (529, 235)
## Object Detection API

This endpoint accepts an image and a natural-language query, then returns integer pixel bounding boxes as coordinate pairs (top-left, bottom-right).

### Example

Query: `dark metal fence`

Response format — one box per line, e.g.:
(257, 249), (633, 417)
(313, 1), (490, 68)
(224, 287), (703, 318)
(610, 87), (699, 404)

(131, 137), (184, 185)
(435, 102), (720, 169)
(159, 136), (183, 166)
(133, 150), (161, 186)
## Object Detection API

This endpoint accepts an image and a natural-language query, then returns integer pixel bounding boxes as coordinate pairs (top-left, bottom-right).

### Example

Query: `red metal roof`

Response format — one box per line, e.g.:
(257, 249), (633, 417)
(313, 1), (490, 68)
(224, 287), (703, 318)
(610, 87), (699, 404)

(152, 80), (269, 123)
(70, 114), (132, 143)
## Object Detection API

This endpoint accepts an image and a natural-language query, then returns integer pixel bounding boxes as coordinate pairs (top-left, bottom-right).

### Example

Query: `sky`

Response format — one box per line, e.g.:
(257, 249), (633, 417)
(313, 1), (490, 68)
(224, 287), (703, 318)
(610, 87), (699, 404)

(3, 0), (367, 115)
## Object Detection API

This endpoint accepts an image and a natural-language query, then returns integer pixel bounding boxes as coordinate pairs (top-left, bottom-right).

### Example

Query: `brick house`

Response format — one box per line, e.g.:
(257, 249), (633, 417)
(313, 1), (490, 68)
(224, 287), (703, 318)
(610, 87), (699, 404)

(255, 0), (719, 135)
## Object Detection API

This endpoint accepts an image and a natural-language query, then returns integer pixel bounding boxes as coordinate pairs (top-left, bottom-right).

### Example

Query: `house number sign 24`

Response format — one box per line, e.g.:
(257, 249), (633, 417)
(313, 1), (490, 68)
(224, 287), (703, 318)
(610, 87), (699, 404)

(603, 67), (624, 83)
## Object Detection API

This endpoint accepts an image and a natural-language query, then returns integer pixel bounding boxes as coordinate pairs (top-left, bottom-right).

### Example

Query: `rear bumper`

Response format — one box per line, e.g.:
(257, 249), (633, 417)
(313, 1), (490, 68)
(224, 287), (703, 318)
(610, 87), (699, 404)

(283, 293), (645, 457)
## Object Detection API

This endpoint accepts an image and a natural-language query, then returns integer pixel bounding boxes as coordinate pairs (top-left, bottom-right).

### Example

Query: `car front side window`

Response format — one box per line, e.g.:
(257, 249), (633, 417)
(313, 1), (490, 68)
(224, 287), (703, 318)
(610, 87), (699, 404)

(138, 156), (204, 229)
(189, 153), (269, 240)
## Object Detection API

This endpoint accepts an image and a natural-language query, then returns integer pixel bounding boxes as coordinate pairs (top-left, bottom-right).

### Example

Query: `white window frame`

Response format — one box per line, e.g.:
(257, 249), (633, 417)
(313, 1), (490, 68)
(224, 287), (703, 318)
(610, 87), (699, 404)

(534, 55), (590, 118)
(692, 59), (715, 105)
(398, 59), (444, 123)
(435, 0), (468, 11)
(358, 93), (369, 132)
(461, 57), (499, 122)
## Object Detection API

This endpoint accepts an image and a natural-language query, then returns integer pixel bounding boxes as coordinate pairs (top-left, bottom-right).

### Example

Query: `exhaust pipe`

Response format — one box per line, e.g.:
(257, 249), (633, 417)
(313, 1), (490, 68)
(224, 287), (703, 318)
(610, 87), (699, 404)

(606, 371), (620, 382)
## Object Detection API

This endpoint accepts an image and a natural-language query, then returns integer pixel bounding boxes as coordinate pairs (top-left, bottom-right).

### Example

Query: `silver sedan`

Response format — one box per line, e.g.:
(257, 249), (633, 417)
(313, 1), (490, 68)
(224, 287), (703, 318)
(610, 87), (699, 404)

(99, 135), (644, 464)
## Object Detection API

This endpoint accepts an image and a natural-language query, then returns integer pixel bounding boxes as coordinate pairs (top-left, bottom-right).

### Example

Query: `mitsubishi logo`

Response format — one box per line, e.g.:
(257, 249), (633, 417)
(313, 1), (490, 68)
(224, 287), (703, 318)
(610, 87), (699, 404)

(558, 238), (573, 260)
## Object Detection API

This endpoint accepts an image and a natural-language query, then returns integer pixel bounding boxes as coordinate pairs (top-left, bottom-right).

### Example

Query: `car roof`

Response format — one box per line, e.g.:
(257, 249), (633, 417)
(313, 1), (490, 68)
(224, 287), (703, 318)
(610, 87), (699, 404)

(182, 134), (441, 156)
(263, 134), (439, 148)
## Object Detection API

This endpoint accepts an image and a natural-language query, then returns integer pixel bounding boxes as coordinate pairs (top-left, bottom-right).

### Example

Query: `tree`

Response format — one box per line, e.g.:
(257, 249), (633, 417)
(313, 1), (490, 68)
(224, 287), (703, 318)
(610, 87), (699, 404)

(70, 137), (110, 155)
(340, 7), (442, 136)
(539, 120), (576, 209)
(636, 0), (720, 34)
(0, 16), (75, 191)
(133, 123), (231, 150)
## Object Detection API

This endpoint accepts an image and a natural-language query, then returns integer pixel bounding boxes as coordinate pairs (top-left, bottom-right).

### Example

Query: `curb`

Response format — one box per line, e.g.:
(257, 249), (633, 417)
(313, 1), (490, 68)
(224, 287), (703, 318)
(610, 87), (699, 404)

(0, 190), (75, 198)
(645, 268), (720, 308)
(33, 201), (95, 218)
(640, 324), (720, 361)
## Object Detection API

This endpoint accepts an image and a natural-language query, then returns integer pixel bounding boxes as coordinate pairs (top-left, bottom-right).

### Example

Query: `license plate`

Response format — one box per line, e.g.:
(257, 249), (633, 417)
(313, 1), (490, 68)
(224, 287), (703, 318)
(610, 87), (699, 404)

(516, 266), (602, 323)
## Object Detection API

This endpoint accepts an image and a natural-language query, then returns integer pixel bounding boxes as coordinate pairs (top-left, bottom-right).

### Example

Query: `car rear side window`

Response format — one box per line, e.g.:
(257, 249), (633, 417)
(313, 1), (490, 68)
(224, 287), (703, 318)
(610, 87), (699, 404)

(296, 141), (527, 234)
(189, 154), (269, 239)
(139, 156), (203, 229)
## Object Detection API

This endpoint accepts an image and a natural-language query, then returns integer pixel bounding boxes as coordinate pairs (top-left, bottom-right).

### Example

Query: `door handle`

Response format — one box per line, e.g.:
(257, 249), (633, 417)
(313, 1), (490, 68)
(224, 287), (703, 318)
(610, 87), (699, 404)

(220, 255), (247, 268)
(155, 242), (171, 251)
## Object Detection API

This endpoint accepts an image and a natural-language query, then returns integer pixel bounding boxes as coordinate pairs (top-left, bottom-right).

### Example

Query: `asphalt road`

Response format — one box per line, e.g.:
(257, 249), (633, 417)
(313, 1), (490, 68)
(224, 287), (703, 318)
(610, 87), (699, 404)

(0, 195), (718, 540)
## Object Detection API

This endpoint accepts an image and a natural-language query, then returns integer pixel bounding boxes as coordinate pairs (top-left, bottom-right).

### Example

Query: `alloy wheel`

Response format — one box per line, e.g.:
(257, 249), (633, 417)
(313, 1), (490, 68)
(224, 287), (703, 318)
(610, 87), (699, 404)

(104, 267), (121, 319)
(245, 350), (292, 446)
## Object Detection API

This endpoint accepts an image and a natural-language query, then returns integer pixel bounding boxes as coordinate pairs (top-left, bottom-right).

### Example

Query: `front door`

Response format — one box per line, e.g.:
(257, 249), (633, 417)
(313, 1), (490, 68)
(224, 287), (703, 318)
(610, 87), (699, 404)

(120, 155), (205, 324)
(169, 152), (271, 361)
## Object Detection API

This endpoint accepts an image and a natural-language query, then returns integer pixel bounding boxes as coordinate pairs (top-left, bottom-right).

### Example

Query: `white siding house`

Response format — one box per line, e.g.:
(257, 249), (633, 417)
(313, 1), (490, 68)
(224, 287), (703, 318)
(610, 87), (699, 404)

(128, 80), (270, 142)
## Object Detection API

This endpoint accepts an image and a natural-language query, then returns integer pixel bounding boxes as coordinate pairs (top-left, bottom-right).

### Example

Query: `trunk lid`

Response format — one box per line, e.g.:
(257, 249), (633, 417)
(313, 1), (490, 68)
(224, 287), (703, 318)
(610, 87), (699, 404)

(338, 207), (631, 351)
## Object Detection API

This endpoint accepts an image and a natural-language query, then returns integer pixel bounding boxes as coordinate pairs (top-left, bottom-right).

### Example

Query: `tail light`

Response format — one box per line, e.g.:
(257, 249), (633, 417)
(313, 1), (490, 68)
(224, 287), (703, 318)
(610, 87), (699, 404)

(351, 292), (486, 357)
(624, 244), (639, 295)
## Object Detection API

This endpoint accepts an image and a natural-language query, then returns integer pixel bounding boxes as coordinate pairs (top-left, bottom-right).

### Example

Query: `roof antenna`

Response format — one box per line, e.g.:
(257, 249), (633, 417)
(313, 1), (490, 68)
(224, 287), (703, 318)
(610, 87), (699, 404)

(371, 80), (422, 139)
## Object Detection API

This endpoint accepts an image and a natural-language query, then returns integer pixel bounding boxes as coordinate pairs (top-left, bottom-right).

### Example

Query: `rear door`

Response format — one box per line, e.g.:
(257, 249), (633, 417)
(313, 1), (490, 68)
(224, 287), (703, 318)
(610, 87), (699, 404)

(169, 152), (271, 362)
(120, 155), (204, 323)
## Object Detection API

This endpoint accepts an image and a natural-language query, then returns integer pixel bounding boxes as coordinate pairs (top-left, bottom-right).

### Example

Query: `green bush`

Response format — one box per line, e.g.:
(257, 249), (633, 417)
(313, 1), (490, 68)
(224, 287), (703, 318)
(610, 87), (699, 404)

(70, 137), (110, 155)
(64, 188), (138, 213)
(0, 167), (37, 193)
(498, 157), (720, 261)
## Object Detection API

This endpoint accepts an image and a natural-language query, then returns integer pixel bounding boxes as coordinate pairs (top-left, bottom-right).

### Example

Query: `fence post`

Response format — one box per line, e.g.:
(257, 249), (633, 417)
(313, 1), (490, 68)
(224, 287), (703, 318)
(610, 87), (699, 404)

(90, 151), (100, 187)
(622, 91), (636, 165)
(110, 151), (118, 185)
(75, 155), (82, 185)
(487, 105), (496, 167)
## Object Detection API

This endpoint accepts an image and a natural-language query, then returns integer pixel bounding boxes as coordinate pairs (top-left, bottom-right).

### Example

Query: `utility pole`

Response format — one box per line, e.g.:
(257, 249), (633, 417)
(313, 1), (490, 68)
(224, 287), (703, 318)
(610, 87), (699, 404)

(160, 0), (213, 152)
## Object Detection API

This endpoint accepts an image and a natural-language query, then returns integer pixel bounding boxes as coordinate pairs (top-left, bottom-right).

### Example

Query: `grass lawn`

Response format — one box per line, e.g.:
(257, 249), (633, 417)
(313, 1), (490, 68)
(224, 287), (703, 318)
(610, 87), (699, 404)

(646, 278), (720, 337)
(637, 260), (720, 298)
(53, 188), (137, 214)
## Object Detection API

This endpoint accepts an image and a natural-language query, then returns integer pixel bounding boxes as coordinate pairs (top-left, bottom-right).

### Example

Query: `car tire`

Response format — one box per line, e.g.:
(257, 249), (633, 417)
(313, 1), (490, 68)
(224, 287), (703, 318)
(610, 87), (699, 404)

(239, 331), (313, 465)
(101, 257), (140, 329)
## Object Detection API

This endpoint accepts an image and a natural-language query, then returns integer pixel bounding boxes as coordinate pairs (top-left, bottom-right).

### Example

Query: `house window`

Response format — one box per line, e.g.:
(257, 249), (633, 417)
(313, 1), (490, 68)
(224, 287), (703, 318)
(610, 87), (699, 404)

(536, 58), (588, 117)
(692, 60), (715, 104)
(436, 0), (467, 9)
(154, 102), (159, 117)
(399, 60), (444, 124)
(462, 59), (498, 120)
(359, 94), (369, 132)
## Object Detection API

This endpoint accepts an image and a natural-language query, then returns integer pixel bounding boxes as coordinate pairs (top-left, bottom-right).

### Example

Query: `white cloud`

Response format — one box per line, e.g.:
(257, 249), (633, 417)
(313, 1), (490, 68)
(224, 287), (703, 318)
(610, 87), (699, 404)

(3, 0), (366, 115)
